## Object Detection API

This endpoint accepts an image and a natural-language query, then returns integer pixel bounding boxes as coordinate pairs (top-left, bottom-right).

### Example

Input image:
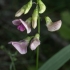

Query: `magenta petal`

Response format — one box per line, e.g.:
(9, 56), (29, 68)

(12, 19), (31, 33)
(17, 24), (25, 31)
(20, 19), (31, 33)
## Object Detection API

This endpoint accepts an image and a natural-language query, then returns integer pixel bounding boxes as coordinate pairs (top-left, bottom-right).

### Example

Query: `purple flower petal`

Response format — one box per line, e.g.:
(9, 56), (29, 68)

(30, 39), (40, 50)
(9, 41), (28, 54)
(20, 19), (31, 33)
(46, 20), (62, 32)
(17, 24), (25, 31)
(12, 19), (31, 33)
(12, 19), (21, 25)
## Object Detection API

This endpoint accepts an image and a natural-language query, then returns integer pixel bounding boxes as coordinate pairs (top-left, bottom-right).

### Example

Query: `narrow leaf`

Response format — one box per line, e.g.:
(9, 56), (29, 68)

(39, 45), (70, 70)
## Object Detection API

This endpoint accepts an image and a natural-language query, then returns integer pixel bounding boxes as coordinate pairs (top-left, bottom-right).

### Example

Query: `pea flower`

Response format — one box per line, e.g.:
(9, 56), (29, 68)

(12, 18), (31, 34)
(8, 37), (31, 54)
(45, 16), (62, 32)
(30, 34), (40, 50)
(9, 34), (40, 54)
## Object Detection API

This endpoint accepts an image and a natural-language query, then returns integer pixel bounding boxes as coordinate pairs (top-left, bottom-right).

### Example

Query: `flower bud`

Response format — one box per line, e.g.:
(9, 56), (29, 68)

(45, 16), (62, 31)
(15, 5), (26, 17)
(32, 7), (38, 29)
(38, 0), (46, 14)
(15, 0), (32, 17)
(24, 0), (32, 14)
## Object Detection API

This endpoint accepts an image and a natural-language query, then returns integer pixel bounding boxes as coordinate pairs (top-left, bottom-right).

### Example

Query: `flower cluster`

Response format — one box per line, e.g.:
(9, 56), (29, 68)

(9, 0), (62, 54)
(9, 34), (40, 54)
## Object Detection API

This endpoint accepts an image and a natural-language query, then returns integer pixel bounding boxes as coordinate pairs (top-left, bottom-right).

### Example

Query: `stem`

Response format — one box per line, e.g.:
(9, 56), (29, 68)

(3, 47), (16, 70)
(36, 16), (40, 70)
(36, 0), (40, 70)
(38, 16), (40, 34)
(10, 63), (13, 70)
(9, 53), (16, 70)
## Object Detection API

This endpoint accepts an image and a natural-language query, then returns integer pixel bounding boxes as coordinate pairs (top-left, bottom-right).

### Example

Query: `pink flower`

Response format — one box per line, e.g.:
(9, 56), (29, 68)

(8, 37), (31, 54)
(46, 20), (62, 32)
(8, 40), (28, 54)
(12, 19), (31, 33)
(45, 17), (62, 32)
(30, 34), (40, 50)
(30, 38), (40, 50)
(9, 34), (40, 54)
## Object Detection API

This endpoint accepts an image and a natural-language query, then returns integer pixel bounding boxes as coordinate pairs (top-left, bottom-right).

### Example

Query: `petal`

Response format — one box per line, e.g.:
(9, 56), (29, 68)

(47, 20), (62, 32)
(19, 19), (31, 33)
(9, 41), (28, 54)
(17, 24), (25, 31)
(30, 39), (40, 50)
(12, 19), (21, 25)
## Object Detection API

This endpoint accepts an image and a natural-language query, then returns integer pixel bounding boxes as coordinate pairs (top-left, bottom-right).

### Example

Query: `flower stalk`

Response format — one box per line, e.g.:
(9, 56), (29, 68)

(36, 0), (40, 70)
(36, 16), (40, 70)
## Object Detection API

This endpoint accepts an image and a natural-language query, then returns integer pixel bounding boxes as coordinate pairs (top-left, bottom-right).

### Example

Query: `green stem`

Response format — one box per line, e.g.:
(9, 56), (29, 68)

(9, 53), (16, 70)
(10, 63), (13, 70)
(36, 0), (40, 70)
(36, 47), (39, 70)
(38, 16), (40, 34)
(3, 47), (16, 70)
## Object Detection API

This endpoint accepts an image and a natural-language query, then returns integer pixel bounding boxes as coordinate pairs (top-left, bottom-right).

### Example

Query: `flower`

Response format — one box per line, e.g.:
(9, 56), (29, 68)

(8, 41), (28, 54)
(30, 38), (40, 50)
(12, 19), (31, 33)
(9, 34), (40, 54)
(30, 34), (40, 50)
(8, 37), (31, 54)
(45, 16), (62, 32)
(46, 20), (62, 32)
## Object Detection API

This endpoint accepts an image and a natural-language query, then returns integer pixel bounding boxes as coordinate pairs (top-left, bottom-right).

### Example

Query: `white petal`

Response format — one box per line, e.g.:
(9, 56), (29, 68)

(47, 20), (62, 32)
(20, 19), (31, 33)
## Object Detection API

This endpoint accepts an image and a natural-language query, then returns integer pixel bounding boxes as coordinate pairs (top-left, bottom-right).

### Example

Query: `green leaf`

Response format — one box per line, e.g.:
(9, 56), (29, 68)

(39, 45), (70, 70)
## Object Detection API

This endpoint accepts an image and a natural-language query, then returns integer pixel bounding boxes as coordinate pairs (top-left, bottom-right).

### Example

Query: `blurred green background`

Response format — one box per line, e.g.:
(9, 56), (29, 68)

(0, 0), (70, 70)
